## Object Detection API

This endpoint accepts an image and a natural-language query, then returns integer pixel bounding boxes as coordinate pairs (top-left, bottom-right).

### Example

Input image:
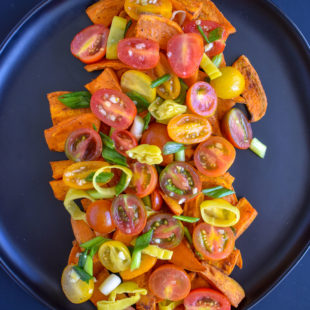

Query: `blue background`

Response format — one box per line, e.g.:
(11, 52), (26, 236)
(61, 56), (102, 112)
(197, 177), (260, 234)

(0, 0), (309, 309)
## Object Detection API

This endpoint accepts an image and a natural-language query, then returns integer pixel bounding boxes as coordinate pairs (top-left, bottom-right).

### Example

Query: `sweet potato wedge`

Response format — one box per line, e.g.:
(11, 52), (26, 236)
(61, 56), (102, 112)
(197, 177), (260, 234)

(84, 59), (131, 72)
(49, 180), (69, 201)
(90, 269), (110, 306)
(113, 229), (135, 246)
(171, 0), (203, 20)
(208, 114), (223, 137)
(80, 198), (92, 212)
(233, 55), (268, 122)
(158, 190), (183, 215)
(68, 240), (81, 265)
(50, 160), (73, 179)
(71, 218), (95, 244)
(183, 192), (204, 219)
(190, 273), (211, 290)
(199, 172), (235, 190)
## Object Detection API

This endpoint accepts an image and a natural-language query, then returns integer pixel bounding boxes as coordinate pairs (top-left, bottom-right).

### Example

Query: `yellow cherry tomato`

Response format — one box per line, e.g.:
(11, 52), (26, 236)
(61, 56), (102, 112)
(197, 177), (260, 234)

(61, 265), (94, 304)
(210, 66), (245, 99)
(98, 241), (131, 273)
(126, 144), (163, 165)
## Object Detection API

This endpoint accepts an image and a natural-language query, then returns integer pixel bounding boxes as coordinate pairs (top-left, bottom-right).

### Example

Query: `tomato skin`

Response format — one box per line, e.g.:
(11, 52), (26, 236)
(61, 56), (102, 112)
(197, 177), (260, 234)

(184, 288), (231, 310)
(221, 108), (253, 149)
(149, 264), (191, 301)
(151, 189), (163, 211)
(186, 81), (217, 117)
(194, 136), (236, 177)
(118, 38), (160, 70)
(111, 130), (138, 157)
(167, 33), (204, 78)
(86, 200), (116, 234)
(90, 88), (137, 130)
(70, 25), (109, 64)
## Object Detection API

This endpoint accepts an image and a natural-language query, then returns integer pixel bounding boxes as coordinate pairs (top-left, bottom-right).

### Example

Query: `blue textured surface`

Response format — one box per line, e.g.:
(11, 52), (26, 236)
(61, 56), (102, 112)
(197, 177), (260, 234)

(0, 0), (309, 309)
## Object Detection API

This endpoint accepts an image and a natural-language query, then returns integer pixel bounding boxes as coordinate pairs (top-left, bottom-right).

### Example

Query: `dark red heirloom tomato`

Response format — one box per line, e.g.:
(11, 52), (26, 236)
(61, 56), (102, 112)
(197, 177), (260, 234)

(70, 24), (109, 64)
(186, 81), (217, 117)
(111, 194), (147, 235)
(221, 108), (253, 149)
(111, 130), (138, 157)
(167, 33), (204, 78)
(65, 128), (102, 162)
(184, 288), (231, 310)
(151, 189), (163, 211)
(118, 38), (160, 70)
(90, 89), (137, 130)
(183, 20), (227, 58)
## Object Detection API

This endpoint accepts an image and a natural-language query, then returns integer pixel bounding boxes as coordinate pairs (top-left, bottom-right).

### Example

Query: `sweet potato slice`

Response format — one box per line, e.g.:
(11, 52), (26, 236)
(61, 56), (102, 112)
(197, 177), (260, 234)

(158, 190), (183, 215)
(50, 160), (73, 179)
(68, 240), (81, 265)
(80, 198), (92, 212)
(90, 269), (110, 306)
(233, 55), (268, 122)
(236, 251), (243, 269)
(84, 59), (131, 72)
(183, 192), (204, 219)
(199, 263), (245, 308)
(171, 0), (202, 20)
(208, 115), (223, 137)
(190, 272), (211, 290)
(135, 14), (183, 50)
(44, 113), (100, 152)
(199, 172), (235, 190)
(49, 180), (69, 201)
(113, 229), (135, 246)
(71, 218), (95, 244)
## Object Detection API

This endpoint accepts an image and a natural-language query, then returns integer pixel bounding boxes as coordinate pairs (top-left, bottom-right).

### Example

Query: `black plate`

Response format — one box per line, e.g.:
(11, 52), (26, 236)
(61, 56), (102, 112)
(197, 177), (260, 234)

(0, 0), (310, 309)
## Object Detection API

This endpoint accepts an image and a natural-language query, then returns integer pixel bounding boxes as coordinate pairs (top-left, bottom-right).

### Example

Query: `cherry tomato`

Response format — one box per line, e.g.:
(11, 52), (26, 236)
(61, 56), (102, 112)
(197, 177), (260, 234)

(160, 162), (201, 203)
(167, 33), (204, 78)
(90, 88), (137, 130)
(111, 194), (147, 235)
(141, 123), (173, 165)
(183, 20), (227, 58)
(144, 213), (184, 249)
(184, 288), (231, 310)
(70, 25), (109, 64)
(194, 136), (236, 177)
(149, 264), (191, 301)
(186, 81), (217, 117)
(167, 114), (212, 144)
(151, 189), (163, 211)
(221, 108), (253, 149)
(193, 223), (235, 260)
(86, 200), (115, 234)
(111, 130), (138, 157)
(126, 162), (158, 198)
(118, 38), (160, 70)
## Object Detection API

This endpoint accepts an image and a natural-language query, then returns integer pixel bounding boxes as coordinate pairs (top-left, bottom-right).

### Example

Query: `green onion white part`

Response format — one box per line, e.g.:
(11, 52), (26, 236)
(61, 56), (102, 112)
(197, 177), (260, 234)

(99, 274), (122, 296)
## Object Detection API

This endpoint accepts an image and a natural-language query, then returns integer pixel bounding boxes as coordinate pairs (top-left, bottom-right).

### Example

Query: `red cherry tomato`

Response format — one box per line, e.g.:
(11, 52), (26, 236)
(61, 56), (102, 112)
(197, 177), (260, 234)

(111, 130), (138, 157)
(151, 189), (163, 211)
(221, 108), (253, 149)
(90, 89), (137, 130)
(111, 194), (147, 235)
(193, 223), (235, 260)
(184, 288), (231, 310)
(149, 264), (191, 301)
(118, 38), (160, 70)
(186, 81), (218, 117)
(65, 128), (102, 162)
(167, 33), (204, 78)
(70, 25), (109, 64)
(183, 20), (227, 57)
(86, 200), (115, 234)
(194, 136), (236, 177)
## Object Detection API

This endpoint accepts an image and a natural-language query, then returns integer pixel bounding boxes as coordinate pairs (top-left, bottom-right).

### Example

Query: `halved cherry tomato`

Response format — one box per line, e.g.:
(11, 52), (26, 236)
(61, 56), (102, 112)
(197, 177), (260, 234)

(186, 81), (217, 117)
(149, 264), (191, 301)
(160, 162), (201, 203)
(141, 123), (173, 165)
(70, 25), (109, 64)
(126, 162), (158, 198)
(193, 222), (235, 260)
(86, 200), (116, 234)
(167, 114), (212, 144)
(65, 128), (102, 162)
(144, 213), (184, 249)
(167, 33), (204, 78)
(118, 38), (160, 70)
(221, 108), (253, 149)
(183, 20), (227, 58)
(90, 88), (137, 130)
(151, 189), (163, 211)
(111, 130), (138, 157)
(194, 136), (236, 177)
(184, 288), (231, 310)
(111, 194), (147, 235)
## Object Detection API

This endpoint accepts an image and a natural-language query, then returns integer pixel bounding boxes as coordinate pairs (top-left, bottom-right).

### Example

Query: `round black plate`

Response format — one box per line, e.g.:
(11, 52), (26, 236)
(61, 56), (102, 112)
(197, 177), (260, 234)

(0, 0), (309, 309)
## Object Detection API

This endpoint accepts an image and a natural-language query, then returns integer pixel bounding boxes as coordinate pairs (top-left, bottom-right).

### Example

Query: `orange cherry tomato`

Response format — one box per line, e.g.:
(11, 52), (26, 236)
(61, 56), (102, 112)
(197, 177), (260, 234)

(151, 189), (163, 211)
(167, 114), (212, 144)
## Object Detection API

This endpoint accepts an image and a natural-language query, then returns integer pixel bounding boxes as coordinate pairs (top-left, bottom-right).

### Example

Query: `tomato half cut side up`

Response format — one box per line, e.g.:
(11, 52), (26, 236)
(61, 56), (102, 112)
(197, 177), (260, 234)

(221, 108), (253, 149)
(193, 222), (235, 260)
(194, 136), (236, 177)
(111, 130), (138, 157)
(118, 38), (160, 70)
(167, 33), (204, 78)
(186, 81), (218, 117)
(90, 89), (137, 130)
(149, 264), (191, 301)
(126, 162), (158, 198)
(70, 24), (109, 64)
(184, 288), (231, 310)
(111, 194), (147, 235)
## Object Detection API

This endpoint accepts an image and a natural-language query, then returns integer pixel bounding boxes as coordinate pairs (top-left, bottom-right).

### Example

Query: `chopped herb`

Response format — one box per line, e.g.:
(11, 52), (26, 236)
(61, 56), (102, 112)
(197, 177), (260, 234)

(58, 91), (91, 109)
(72, 266), (93, 283)
(150, 74), (171, 88)
(102, 146), (127, 166)
(143, 112), (151, 131)
(202, 186), (235, 198)
(127, 91), (150, 112)
(173, 215), (200, 223)
(99, 132), (115, 149)
(163, 142), (185, 155)
(92, 124), (98, 131)
(85, 171), (114, 183)
(208, 27), (222, 43)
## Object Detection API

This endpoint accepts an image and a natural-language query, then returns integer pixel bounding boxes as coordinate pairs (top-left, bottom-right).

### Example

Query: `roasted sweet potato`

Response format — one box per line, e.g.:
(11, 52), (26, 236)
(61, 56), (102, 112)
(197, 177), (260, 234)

(183, 192), (204, 219)
(159, 190), (183, 215)
(90, 269), (110, 306)
(84, 59), (131, 72)
(68, 240), (80, 265)
(233, 55), (268, 122)
(113, 229), (135, 246)
(71, 218), (95, 244)
(50, 160), (73, 179)
(190, 273), (211, 290)
(80, 198), (92, 212)
(199, 172), (235, 190)
(49, 179), (69, 201)
(208, 114), (223, 137)
(171, 0), (203, 20)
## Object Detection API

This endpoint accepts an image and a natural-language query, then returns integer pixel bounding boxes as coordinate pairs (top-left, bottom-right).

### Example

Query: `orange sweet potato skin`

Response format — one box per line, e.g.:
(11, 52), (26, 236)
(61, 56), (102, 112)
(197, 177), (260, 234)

(158, 190), (183, 215)
(84, 59), (131, 72)
(49, 179), (69, 201)
(171, 0), (203, 20)
(71, 218), (95, 244)
(50, 160), (73, 179)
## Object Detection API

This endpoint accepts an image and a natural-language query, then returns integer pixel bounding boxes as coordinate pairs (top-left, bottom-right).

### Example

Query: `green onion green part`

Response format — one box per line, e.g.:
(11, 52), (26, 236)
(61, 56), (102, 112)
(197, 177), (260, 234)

(174, 78), (188, 104)
(72, 266), (93, 283)
(249, 137), (267, 158)
(92, 124), (98, 131)
(150, 74), (171, 88)
(183, 226), (193, 245)
(78, 250), (88, 268)
(85, 171), (114, 183)
(143, 112), (151, 131)
(202, 186), (235, 198)
(173, 215), (200, 223)
(102, 146), (127, 166)
(197, 25), (210, 43)
(115, 172), (128, 196)
(208, 27), (222, 43)
(142, 195), (152, 208)
(165, 183), (184, 195)
(84, 255), (93, 276)
(99, 132), (115, 149)
(127, 91), (150, 113)
(80, 236), (110, 249)
(58, 91), (91, 109)
(124, 19), (133, 36)
(212, 53), (223, 68)
(163, 142), (185, 155)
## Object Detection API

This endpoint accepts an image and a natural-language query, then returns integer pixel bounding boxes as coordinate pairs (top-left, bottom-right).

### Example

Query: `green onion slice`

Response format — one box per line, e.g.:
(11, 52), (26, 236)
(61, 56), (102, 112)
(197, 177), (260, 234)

(173, 215), (200, 223)
(163, 142), (185, 155)
(183, 226), (193, 245)
(174, 78), (188, 104)
(72, 266), (93, 283)
(150, 74), (171, 88)
(202, 186), (235, 198)
(102, 146), (127, 166)
(80, 236), (110, 249)
(250, 137), (267, 158)
(143, 112), (151, 131)
(127, 91), (150, 112)
(100, 132), (115, 149)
